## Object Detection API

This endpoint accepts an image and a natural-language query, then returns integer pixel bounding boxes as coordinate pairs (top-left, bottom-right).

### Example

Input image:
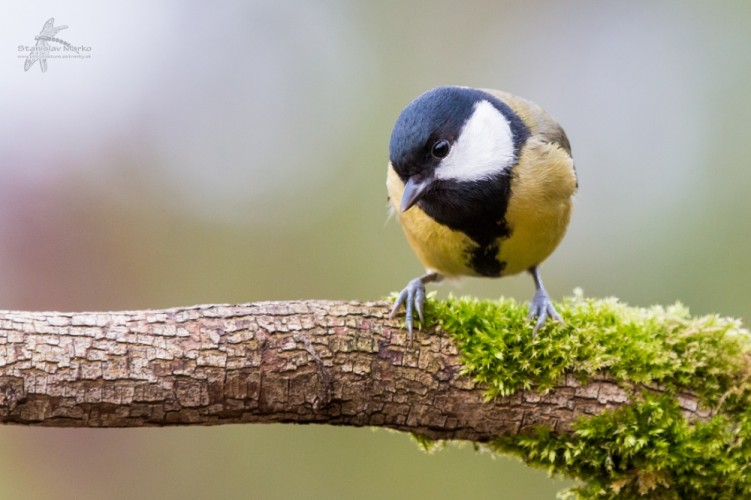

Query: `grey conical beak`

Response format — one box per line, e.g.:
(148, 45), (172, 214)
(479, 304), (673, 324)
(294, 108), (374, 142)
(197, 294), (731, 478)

(400, 175), (433, 212)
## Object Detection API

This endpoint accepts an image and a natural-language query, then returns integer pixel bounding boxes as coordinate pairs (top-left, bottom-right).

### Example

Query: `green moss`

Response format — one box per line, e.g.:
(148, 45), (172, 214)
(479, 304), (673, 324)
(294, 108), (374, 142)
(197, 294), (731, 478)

(409, 432), (447, 454)
(492, 395), (751, 498)
(421, 290), (751, 498)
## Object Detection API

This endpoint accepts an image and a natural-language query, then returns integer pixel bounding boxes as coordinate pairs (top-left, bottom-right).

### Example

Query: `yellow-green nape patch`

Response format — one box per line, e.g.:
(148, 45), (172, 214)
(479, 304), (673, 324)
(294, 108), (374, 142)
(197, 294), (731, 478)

(427, 291), (750, 406)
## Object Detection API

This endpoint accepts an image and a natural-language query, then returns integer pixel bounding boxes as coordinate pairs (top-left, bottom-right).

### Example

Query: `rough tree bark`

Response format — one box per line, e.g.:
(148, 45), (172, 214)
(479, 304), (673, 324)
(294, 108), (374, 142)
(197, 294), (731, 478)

(0, 300), (705, 440)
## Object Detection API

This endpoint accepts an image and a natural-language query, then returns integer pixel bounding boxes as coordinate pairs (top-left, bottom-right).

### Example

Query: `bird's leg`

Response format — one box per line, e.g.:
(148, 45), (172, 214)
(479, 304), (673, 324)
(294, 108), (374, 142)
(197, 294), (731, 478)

(389, 271), (443, 343)
(528, 266), (563, 336)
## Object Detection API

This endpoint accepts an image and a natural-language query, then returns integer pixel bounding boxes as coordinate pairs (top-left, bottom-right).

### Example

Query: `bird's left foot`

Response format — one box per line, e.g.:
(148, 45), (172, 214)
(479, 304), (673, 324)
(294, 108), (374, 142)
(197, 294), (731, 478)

(528, 288), (563, 336)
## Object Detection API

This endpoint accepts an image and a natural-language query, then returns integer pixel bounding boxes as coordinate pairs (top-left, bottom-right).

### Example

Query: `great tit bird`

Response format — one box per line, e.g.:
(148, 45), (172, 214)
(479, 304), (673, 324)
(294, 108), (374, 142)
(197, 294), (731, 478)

(387, 86), (577, 340)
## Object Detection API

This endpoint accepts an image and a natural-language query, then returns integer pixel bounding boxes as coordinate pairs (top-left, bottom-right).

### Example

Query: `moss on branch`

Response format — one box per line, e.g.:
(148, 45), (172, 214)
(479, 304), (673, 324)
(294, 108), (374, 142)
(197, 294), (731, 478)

(422, 290), (751, 498)
(2, 292), (748, 497)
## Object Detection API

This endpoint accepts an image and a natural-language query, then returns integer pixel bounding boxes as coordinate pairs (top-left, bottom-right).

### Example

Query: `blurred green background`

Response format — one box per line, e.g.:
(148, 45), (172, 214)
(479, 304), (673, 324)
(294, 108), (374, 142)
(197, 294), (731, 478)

(2, 1), (750, 498)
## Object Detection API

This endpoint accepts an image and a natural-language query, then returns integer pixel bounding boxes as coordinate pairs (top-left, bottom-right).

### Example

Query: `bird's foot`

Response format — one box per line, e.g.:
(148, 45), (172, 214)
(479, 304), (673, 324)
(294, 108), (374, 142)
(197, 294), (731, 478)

(528, 288), (563, 336)
(389, 277), (427, 344)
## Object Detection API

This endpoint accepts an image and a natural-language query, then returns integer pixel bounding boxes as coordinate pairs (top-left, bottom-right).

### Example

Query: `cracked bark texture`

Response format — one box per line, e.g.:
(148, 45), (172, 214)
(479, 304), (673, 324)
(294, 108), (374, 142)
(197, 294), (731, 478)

(0, 300), (706, 440)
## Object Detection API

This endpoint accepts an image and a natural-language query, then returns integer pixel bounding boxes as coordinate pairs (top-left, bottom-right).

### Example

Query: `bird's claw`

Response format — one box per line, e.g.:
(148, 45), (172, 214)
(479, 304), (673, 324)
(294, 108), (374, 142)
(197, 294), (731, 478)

(389, 277), (426, 344)
(528, 288), (563, 336)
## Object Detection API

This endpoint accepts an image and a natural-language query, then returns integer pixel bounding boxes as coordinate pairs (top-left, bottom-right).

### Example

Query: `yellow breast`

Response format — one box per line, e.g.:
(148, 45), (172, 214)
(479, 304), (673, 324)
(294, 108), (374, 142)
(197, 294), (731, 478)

(498, 138), (576, 275)
(387, 166), (477, 277)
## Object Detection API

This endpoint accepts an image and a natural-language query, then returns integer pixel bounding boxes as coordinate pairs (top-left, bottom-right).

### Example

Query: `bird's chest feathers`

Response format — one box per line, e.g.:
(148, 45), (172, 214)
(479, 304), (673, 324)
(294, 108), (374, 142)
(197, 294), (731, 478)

(498, 140), (576, 275)
(387, 138), (575, 278)
(388, 167), (478, 276)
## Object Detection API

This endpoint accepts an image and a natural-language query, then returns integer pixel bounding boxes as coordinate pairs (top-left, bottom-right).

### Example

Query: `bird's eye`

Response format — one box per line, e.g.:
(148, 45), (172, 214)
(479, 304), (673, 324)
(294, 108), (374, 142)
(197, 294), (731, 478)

(431, 139), (451, 159)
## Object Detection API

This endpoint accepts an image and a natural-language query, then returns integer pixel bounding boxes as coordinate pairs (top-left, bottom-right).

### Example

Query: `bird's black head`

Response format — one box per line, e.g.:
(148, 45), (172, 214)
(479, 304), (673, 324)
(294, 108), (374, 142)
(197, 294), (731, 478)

(388, 86), (528, 212)
(389, 87), (477, 179)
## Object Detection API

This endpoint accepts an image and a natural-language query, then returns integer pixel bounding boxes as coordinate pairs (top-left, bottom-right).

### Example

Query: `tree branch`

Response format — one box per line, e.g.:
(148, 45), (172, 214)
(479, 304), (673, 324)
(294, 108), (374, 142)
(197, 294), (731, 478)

(3, 297), (750, 496)
(0, 299), (691, 437)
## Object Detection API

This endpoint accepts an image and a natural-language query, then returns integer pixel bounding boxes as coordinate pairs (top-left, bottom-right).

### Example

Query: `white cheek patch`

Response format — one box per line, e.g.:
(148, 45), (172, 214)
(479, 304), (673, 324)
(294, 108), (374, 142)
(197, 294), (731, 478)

(434, 100), (516, 182)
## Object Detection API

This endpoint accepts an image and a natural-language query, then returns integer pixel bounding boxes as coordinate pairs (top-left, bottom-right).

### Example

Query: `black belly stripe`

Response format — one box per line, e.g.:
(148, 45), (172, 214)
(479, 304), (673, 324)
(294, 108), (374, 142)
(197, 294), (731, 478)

(468, 243), (505, 277)
(418, 171), (512, 277)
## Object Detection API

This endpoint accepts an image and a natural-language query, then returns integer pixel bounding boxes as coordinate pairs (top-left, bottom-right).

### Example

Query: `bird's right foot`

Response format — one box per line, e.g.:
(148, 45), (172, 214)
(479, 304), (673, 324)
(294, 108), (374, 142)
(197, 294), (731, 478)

(389, 277), (427, 344)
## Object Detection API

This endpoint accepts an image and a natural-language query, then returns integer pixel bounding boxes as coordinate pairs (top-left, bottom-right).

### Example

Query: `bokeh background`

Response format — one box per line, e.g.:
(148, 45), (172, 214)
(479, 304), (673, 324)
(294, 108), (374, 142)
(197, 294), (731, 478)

(2, 1), (750, 498)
